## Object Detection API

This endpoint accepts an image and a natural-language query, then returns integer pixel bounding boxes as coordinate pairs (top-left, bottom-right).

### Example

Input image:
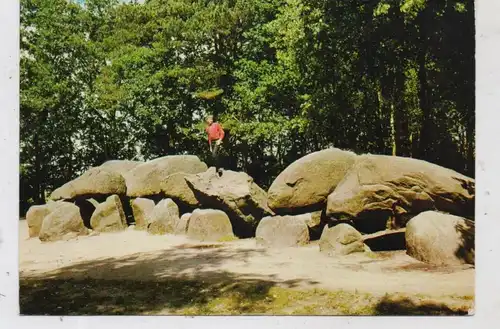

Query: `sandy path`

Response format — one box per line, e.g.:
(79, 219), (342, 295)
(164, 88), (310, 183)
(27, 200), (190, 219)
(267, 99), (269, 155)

(19, 220), (474, 298)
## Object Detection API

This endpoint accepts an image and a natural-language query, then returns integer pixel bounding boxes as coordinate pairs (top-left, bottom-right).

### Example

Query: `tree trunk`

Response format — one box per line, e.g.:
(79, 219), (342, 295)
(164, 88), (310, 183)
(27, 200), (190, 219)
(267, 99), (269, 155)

(466, 119), (475, 177)
(388, 5), (411, 157)
(33, 133), (43, 205)
(32, 109), (49, 205)
(39, 184), (46, 204)
(393, 72), (411, 157)
(390, 104), (396, 156)
(416, 9), (433, 161)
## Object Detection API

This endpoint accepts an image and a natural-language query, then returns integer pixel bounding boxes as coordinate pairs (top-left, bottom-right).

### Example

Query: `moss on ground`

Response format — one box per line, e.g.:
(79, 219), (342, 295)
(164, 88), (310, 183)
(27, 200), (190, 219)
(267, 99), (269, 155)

(20, 277), (473, 316)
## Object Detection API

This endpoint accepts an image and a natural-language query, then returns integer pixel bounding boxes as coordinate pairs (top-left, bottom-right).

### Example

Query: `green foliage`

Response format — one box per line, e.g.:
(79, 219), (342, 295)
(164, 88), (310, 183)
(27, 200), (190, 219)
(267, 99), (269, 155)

(400, 0), (427, 17)
(374, 3), (391, 17)
(20, 0), (475, 214)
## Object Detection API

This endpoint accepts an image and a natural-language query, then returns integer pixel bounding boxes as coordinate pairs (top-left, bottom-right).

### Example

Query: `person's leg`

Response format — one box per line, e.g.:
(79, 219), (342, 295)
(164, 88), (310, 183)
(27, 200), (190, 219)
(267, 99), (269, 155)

(211, 143), (220, 171)
(212, 142), (224, 176)
(217, 147), (224, 176)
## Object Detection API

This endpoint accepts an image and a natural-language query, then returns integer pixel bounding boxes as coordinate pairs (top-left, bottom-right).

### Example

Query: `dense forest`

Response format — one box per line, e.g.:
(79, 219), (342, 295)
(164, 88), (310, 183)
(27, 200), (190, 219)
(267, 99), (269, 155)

(20, 0), (475, 214)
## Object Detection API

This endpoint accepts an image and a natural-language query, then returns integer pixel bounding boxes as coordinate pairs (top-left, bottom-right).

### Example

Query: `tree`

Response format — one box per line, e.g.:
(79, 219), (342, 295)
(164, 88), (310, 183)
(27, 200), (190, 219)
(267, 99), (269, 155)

(20, 0), (475, 214)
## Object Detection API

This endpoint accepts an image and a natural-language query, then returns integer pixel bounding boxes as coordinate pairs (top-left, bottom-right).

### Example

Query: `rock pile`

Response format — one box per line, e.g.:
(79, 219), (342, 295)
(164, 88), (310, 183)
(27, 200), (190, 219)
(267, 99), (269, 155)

(26, 148), (475, 267)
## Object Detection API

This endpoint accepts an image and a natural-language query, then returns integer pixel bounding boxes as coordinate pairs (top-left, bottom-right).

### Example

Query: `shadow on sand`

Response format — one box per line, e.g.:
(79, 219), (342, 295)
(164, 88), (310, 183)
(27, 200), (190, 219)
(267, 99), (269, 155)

(375, 296), (469, 316)
(20, 244), (316, 315)
(20, 242), (472, 316)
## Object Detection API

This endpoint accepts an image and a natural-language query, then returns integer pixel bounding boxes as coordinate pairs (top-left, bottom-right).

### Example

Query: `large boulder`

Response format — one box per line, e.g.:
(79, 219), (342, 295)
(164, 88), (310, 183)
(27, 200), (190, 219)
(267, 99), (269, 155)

(125, 155), (207, 197)
(319, 223), (368, 256)
(99, 160), (143, 176)
(90, 195), (127, 233)
(186, 209), (235, 242)
(39, 202), (89, 242)
(50, 167), (127, 200)
(268, 148), (357, 213)
(160, 172), (200, 207)
(255, 215), (310, 248)
(131, 198), (155, 230)
(291, 211), (325, 240)
(26, 205), (51, 237)
(185, 168), (274, 237)
(405, 211), (474, 266)
(147, 198), (180, 235)
(326, 155), (475, 233)
(174, 213), (191, 235)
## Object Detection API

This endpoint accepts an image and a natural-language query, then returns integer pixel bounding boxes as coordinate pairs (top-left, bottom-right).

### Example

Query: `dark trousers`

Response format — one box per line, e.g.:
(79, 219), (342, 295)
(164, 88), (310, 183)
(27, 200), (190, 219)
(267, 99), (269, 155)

(211, 142), (222, 170)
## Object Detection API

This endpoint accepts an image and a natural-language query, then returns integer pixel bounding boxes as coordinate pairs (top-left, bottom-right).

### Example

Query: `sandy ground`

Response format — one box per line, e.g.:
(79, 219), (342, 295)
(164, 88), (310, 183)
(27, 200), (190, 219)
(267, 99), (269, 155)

(18, 220), (474, 299)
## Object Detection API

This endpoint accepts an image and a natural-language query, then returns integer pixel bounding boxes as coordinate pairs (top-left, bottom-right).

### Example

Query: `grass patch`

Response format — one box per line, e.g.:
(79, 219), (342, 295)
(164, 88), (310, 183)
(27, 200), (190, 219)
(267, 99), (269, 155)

(366, 251), (379, 259)
(217, 235), (239, 243)
(20, 277), (473, 316)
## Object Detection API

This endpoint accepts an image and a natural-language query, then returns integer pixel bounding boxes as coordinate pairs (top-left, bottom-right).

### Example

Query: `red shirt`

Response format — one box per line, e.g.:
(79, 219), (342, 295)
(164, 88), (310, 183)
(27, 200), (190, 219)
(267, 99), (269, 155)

(205, 122), (225, 145)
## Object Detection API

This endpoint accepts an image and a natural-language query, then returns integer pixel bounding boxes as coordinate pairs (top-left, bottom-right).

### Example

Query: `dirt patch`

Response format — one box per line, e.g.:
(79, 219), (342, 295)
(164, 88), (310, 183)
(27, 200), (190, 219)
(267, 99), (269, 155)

(384, 262), (473, 274)
(18, 220), (474, 314)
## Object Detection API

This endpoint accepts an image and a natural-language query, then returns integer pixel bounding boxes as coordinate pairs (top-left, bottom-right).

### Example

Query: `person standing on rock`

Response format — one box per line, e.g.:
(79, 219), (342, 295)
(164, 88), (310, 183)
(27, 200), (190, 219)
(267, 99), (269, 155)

(205, 115), (225, 177)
